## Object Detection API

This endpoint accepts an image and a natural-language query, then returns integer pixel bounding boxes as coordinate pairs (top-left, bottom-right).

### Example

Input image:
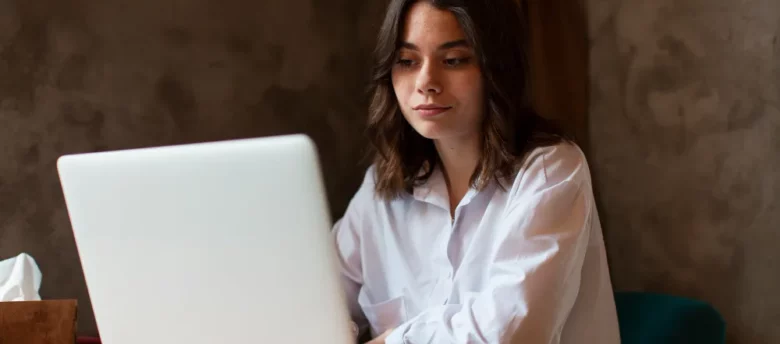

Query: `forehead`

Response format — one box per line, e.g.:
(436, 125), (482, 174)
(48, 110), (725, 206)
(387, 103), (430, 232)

(400, 2), (466, 45)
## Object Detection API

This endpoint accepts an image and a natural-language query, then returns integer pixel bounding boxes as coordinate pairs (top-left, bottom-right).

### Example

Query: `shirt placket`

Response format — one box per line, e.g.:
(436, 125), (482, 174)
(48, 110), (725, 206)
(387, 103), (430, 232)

(431, 205), (466, 306)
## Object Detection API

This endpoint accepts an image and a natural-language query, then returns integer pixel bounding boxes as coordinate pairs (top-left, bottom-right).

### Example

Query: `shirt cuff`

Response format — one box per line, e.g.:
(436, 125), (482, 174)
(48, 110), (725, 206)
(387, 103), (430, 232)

(383, 327), (406, 344)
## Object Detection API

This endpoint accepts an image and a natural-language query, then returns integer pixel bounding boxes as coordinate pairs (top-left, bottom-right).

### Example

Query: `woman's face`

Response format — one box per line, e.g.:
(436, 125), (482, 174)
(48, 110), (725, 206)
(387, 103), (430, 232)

(391, 1), (484, 144)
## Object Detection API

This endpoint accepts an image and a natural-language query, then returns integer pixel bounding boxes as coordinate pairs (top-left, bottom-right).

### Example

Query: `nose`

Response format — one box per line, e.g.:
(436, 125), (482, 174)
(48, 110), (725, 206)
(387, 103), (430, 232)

(415, 61), (442, 95)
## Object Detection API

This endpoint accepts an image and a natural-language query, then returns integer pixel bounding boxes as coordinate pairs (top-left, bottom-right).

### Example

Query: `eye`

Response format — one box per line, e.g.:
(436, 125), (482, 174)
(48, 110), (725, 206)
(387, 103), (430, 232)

(444, 57), (470, 67)
(395, 58), (416, 68)
(397, 59), (413, 67)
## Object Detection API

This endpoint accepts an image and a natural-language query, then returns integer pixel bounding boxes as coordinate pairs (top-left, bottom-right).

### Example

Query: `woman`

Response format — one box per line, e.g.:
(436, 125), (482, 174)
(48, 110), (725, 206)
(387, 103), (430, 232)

(333, 0), (621, 343)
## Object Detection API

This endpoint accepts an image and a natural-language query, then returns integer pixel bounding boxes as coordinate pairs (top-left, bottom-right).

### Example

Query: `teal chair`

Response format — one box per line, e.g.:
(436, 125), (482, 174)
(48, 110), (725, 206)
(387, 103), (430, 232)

(614, 291), (726, 344)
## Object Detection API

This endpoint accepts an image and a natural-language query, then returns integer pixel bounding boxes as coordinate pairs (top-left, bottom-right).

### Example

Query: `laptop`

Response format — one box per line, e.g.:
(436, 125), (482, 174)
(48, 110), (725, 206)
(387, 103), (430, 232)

(57, 134), (354, 343)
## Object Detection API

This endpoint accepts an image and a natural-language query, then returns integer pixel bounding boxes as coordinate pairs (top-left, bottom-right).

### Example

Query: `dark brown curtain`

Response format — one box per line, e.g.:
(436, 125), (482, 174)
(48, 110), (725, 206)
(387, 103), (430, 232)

(525, 0), (590, 152)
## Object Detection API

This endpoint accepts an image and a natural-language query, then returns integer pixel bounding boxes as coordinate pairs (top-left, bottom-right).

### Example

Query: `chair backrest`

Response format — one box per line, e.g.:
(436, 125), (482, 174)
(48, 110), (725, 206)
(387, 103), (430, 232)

(614, 291), (726, 344)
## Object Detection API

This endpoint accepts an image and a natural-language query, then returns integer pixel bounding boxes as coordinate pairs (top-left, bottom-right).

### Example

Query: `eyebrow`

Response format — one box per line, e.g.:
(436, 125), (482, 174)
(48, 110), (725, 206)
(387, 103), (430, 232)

(400, 39), (469, 51)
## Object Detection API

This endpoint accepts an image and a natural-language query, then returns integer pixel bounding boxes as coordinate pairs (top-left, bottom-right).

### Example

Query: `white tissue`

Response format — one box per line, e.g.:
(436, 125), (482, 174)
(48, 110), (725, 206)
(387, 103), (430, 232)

(0, 253), (42, 301)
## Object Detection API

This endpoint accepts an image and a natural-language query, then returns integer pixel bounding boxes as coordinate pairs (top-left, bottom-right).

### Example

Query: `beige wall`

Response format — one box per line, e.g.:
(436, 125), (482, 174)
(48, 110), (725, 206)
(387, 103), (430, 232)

(0, 0), (386, 335)
(588, 0), (780, 343)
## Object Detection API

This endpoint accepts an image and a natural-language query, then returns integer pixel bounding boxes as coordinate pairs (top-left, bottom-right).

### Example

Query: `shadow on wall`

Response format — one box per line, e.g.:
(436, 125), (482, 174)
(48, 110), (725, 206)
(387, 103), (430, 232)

(0, 0), (388, 336)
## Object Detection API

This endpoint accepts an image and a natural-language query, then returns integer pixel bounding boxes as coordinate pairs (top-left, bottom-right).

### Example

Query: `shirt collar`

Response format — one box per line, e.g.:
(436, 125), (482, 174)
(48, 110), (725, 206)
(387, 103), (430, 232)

(412, 165), (481, 211)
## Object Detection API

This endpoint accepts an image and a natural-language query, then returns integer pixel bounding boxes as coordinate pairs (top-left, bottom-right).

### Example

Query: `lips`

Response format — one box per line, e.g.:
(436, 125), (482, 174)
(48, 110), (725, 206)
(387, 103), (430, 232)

(413, 104), (452, 117)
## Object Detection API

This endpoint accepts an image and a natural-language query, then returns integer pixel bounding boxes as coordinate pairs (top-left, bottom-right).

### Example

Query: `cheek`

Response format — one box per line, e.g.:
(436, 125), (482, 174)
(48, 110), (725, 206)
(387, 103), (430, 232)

(474, 81), (485, 117)
(391, 74), (414, 123)
(467, 72), (484, 103)
(391, 72), (410, 100)
(454, 76), (484, 116)
(395, 91), (415, 112)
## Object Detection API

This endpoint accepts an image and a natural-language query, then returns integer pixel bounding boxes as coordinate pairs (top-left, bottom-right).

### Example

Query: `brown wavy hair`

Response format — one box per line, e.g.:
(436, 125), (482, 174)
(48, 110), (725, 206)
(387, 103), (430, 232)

(366, 0), (568, 200)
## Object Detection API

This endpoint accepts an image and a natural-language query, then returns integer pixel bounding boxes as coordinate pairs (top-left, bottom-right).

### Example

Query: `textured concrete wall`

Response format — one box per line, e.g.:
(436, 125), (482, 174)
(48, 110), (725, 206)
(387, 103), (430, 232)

(0, 0), (385, 336)
(588, 0), (780, 342)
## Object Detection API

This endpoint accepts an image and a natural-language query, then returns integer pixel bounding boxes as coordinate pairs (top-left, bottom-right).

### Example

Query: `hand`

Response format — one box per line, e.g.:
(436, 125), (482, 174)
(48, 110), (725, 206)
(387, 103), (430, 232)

(366, 328), (395, 344)
(350, 321), (360, 339)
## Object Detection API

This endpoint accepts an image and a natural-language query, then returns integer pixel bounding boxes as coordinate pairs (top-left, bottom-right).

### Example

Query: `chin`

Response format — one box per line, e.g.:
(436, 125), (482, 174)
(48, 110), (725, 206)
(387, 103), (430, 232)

(409, 122), (444, 140)
(410, 123), (479, 145)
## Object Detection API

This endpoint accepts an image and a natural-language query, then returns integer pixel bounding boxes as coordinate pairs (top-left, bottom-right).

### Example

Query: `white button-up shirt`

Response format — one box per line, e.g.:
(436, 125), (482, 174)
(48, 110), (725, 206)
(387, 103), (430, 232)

(333, 143), (621, 343)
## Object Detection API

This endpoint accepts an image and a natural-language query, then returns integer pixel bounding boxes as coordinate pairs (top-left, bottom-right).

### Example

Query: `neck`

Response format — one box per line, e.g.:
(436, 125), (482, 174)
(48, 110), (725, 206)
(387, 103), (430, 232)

(434, 134), (481, 213)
